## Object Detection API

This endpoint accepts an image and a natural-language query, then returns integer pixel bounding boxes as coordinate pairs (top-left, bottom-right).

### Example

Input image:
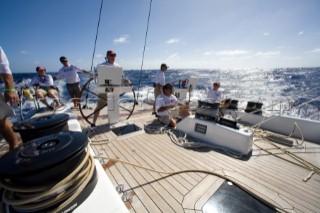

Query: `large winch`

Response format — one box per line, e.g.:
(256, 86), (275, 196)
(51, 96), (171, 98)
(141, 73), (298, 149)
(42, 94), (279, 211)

(12, 113), (70, 143)
(0, 131), (97, 213)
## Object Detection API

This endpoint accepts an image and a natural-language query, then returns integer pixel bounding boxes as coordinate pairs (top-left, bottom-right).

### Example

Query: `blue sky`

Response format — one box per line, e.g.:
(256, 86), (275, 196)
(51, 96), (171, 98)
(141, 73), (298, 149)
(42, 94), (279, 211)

(1, 0), (320, 72)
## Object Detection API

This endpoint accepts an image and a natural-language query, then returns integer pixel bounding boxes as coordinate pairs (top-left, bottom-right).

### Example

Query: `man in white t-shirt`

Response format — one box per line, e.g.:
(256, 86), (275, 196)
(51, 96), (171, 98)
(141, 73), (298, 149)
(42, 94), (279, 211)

(54, 56), (91, 109)
(156, 83), (189, 127)
(153, 63), (168, 114)
(30, 66), (62, 110)
(207, 81), (223, 102)
(0, 46), (19, 150)
(91, 50), (131, 127)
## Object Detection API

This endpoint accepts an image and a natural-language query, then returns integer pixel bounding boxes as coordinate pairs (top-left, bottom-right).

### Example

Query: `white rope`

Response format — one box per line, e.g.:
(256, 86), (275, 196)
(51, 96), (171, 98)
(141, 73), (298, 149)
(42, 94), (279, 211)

(144, 121), (244, 159)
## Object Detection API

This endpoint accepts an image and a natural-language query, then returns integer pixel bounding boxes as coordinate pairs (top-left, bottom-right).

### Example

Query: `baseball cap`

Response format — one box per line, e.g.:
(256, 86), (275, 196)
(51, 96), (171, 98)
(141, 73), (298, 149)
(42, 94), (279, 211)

(163, 83), (173, 90)
(36, 66), (46, 72)
(106, 50), (116, 56)
(161, 63), (169, 69)
(60, 56), (68, 62)
(213, 81), (220, 86)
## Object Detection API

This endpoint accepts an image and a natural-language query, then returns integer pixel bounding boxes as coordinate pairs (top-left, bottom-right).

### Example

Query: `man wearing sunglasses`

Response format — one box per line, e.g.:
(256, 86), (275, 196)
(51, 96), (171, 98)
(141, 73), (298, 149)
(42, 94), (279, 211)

(54, 56), (91, 110)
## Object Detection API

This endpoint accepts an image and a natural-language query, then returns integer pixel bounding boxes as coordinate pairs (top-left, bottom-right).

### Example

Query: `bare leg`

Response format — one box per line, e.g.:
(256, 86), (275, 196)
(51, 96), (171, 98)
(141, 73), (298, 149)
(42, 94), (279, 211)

(0, 117), (19, 150)
(169, 118), (177, 128)
(75, 88), (81, 108)
(47, 90), (61, 107)
(92, 110), (100, 127)
(92, 94), (107, 126)
(36, 91), (52, 109)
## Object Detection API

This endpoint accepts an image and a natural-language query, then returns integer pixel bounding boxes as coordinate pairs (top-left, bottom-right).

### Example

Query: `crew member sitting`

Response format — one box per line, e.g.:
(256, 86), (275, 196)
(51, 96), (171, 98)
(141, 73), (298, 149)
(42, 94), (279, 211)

(207, 81), (222, 102)
(29, 66), (62, 110)
(155, 83), (190, 128)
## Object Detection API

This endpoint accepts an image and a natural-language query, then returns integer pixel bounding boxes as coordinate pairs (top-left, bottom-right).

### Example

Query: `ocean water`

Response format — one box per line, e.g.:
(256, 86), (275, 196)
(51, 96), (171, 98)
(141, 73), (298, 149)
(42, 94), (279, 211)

(2, 67), (320, 121)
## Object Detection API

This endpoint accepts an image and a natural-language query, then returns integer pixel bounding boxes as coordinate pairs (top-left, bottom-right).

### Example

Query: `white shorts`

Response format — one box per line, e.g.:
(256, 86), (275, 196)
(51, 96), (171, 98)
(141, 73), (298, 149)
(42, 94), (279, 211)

(0, 94), (14, 120)
(158, 115), (170, 126)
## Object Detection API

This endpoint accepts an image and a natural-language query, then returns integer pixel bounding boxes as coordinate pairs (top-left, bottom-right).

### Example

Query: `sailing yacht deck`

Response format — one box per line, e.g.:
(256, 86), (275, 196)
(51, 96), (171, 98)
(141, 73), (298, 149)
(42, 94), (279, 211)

(75, 104), (320, 213)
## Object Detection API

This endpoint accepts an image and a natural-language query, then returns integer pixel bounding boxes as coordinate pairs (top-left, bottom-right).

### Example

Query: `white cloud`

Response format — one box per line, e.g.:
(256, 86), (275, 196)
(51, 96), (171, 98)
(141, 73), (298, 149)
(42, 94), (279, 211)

(113, 35), (129, 44)
(263, 32), (270, 36)
(95, 54), (104, 58)
(255, 51), (280, 56)
(307, 48), (320, 53)
(203, 51), (214, 56)
(217, 50), (249, 56)
(168, 53), (179, 59)
(20, 50), (29, 54)
(298, 31), (304, 35)
(166, 38), (179, 44)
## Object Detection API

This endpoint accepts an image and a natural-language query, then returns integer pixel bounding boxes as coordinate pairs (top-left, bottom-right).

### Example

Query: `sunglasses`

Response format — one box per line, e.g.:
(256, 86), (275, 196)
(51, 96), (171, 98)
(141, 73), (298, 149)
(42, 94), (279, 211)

(61, 60), (68, 63)
(213, 83), (219, 86)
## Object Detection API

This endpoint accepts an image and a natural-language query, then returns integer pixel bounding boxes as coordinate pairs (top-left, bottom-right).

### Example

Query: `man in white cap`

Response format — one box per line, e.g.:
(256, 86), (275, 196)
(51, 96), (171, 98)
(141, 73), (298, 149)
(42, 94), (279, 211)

(153, 63), (169, 114)
(30, 66), (62, 110)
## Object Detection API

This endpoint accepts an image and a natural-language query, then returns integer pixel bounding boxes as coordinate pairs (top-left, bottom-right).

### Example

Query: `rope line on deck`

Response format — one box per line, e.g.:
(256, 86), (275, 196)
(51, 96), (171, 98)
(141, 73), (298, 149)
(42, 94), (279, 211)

(252, 127), (319, 181)
(94, 155), (293, 213)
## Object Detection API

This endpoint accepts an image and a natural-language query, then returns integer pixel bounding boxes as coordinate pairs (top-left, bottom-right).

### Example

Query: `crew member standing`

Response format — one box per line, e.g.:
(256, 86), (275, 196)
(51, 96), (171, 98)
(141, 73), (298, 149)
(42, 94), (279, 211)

(153, 63), (169, 114)
(54, 56), (91, 109)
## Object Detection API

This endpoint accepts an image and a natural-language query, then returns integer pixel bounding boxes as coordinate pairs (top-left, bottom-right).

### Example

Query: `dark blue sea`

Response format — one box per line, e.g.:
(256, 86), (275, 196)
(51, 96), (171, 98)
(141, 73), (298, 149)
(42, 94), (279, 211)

(2, 67), (320, 121)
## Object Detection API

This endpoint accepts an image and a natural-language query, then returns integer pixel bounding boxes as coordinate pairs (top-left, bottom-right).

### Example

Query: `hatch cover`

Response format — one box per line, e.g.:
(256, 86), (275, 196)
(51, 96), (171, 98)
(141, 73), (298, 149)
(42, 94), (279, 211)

(203, 181), (276, 213)
(111, 123), (142, 136)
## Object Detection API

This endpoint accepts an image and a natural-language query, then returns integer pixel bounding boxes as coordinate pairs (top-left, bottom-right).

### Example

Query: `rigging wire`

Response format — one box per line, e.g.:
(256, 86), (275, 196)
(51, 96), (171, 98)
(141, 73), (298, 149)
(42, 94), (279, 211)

(90, 0), (104, 71)
(83, 0), (104, 109)
(137, 0), (153, 102)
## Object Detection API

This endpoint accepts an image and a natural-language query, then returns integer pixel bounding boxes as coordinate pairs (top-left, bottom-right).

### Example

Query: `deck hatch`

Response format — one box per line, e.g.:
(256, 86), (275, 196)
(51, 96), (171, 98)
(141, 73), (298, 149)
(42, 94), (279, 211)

(203, 181), (276, 213)
(111, 124), (142, 136)
(194, 123), (207, 134)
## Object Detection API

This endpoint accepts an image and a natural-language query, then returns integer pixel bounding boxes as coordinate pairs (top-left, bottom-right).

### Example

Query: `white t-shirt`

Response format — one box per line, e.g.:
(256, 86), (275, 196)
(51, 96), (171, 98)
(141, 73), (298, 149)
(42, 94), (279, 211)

(155, 93), (180, 116)
(0, 47), (11, 74)
(100, 61), (120, 67)
(207, 89), (222, 102)
(29, 74), (55, 88)
(155, 70), (165, 86)
(55, 64), (83, 84)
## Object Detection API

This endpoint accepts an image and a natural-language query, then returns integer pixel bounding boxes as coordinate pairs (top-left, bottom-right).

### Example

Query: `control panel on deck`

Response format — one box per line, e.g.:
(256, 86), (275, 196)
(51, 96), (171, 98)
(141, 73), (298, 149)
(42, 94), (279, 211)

(195, 100), (239, 129)
(96, 66), (123, 86)
(184, 77), (198, 90)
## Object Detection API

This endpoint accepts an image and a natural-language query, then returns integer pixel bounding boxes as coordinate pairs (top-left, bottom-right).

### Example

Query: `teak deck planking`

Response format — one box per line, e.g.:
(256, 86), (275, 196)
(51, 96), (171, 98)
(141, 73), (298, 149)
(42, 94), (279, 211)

(76, 105), (320, 213)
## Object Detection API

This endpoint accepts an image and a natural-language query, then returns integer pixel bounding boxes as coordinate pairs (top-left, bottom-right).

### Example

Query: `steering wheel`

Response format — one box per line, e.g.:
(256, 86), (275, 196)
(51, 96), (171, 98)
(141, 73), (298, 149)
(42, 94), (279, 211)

(79, 78), (136, 126)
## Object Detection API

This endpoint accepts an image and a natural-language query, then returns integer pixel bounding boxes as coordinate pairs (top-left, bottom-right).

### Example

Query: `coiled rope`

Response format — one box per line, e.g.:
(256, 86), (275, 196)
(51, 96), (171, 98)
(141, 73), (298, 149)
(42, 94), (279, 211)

(0, 145), (95, 212)
(143, 120), (244, 159)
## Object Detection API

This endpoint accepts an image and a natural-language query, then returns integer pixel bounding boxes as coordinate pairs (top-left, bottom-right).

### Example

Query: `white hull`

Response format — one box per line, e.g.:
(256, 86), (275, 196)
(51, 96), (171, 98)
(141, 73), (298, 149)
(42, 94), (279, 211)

(225, 110), (320, 144)
(61, 108), (129, 213)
